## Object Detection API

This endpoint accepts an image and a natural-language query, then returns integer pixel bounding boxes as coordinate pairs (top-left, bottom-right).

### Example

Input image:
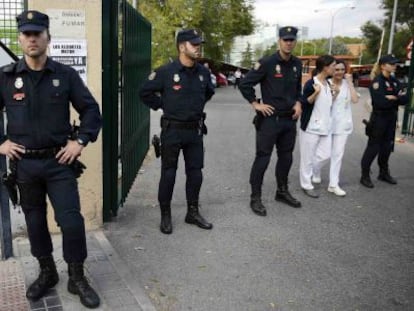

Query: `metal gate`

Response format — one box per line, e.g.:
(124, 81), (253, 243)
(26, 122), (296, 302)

(102, 1), (151, 221)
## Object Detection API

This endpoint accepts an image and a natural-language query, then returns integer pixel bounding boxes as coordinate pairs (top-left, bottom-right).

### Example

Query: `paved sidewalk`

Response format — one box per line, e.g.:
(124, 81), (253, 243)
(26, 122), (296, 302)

(1, 231), (156, 311)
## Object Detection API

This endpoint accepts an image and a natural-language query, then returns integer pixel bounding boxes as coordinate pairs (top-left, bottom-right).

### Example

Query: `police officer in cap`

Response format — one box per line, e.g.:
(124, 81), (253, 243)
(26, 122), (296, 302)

(360, 54), (408, 188)
(0, 10), (101, 308)
(139, 29), (215, 234)
(239, 26), (303, 216)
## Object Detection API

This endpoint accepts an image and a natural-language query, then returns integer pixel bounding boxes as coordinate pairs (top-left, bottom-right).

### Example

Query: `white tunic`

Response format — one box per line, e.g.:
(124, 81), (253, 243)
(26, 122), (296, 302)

(330, 79), (353, 135)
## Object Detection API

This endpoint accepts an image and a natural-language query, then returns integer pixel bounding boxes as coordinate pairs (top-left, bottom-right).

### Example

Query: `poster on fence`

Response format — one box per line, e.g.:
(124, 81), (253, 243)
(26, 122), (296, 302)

(50, 39), (87, 84)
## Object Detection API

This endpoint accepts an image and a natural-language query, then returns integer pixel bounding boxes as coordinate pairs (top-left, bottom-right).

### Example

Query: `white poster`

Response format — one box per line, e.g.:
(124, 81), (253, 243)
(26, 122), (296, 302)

(50, 39), (87, 84)
(47, 9), (86, 38)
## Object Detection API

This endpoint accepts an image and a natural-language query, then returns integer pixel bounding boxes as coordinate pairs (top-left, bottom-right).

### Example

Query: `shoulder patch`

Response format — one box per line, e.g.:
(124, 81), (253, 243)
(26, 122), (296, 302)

(2, 62), (17, 73)
(148, 71), (156, 80)
(372, 82), (379, 90)
(254, 62), (261, 70)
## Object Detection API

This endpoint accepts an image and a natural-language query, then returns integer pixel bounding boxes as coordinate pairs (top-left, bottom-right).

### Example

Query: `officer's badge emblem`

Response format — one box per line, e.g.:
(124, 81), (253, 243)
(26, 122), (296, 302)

(194, 30), (198, 35)
(373, 82), (379, 90)
(52, 79), (60, 87)
(199, 75), (204, 82)
(394, 82), (397, 87)
(275, 65), (281, 74)
(293, 67), (297, 72)
(173, 74), (180, 83)
(287, 27), (291, 32)
(27, 12), (33, 19)
(148, 72), (156, 80)
(385, 81), (390, 88)
(14, 77), (23, 89)
(254, 62), (261, 70)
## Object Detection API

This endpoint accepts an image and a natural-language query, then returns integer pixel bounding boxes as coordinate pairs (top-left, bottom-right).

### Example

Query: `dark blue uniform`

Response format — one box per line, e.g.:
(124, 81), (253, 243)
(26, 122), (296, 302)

(139, 59), (214, 206)
(361, 73), (407, 181)
(239, 52), (302, 197)
(0, 58), (102, 263)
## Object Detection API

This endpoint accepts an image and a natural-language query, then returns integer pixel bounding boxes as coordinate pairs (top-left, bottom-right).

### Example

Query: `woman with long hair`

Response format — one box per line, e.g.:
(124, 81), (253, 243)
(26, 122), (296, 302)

(360, 54), (408, 188)
(312, 59), (359, 196)
(299, 55), (336, 198)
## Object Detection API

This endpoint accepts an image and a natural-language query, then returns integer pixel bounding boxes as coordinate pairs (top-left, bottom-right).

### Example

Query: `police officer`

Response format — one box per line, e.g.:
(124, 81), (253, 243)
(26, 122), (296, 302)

(0, 11), (101, 308)
(139, 29), (215, 234)
(360, 54), (408, 188)
(239, 26), (302, 216)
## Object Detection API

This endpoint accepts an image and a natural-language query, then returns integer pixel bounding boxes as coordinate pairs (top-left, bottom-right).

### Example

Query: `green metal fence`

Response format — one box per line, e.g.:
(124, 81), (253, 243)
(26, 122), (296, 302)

(102, 0), (151, 221)
(402, 56), (414, 136)
(0, 0), (26, 56)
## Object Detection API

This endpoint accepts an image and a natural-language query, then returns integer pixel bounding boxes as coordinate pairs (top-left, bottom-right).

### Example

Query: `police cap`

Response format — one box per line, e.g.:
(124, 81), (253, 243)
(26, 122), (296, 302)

(176, 29), (204, 45)
(378, 54), (399, 65)
(16, 10), (49, 32)
(279, 26), (298, 40)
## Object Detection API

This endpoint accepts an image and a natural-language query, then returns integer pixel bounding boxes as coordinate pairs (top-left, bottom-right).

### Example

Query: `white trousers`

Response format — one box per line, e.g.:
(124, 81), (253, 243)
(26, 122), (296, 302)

(299, 130), (331, 190)
(313, 134), (349, 188)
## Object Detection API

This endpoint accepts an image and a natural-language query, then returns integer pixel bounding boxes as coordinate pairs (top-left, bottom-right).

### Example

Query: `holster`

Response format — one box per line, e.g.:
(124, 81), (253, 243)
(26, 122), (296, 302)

(70, 160), (87, 178)
(362, 118), (373, 137)
(252, 113), (264, 131)
(152, 135), (161, 158)
(1, 160), (19, 207)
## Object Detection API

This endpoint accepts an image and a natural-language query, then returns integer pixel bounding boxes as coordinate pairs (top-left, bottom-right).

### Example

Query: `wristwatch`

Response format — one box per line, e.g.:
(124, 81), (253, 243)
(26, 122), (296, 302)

(76, 137), (87, 146)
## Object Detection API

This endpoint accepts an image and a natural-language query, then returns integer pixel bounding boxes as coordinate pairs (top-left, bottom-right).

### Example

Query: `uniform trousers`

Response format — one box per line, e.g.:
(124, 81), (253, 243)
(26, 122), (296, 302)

(313, 134), (349, 188)
(299, 130), (331, 190)
(361, 113), (396, 172)
(249, 116), (296, 195)
(158, 128), (204, 204)
(16, 158), (87, 263)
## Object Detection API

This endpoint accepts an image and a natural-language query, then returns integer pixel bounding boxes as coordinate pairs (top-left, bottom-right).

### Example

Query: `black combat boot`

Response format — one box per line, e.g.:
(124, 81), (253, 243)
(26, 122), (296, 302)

(185, 201), (213, 230)
(26, 256), (59, 300)
(250, 195), (267, 216)
(275, 184), (301, 208)
(160, 204), (173, 234)
(68, 263), (100, 309)
(360, 170), (374, 188)
(378, 168), (397, 184)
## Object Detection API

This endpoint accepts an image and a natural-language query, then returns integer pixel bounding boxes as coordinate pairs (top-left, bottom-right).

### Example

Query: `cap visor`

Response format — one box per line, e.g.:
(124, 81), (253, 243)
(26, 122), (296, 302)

(389, 59), (399, 64)
(281, 35), (296, 40)
(189, 37), (204, 44)
(19, 24), (46, 32)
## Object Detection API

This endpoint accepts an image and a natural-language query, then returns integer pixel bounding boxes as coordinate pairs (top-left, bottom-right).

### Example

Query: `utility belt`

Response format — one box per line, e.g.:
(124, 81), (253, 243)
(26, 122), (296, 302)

(253, 110), (294, 131)
(160, 114), (207, 135)
(21, 146), (62, 159)
(372, 109), (397, 116)
(271, 110), (295, 119)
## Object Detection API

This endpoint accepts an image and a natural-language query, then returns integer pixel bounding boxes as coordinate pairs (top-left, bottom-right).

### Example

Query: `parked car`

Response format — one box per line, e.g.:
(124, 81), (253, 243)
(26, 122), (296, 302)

(357, 74), (372, 88)
(215, 72), (228, 87)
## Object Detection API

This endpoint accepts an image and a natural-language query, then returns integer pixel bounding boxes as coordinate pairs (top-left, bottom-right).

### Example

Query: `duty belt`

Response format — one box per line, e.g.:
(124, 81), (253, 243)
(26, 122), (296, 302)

(161, 118), (200, 130)
(272, 110), (294, 118)
(21, 146), (62, 159)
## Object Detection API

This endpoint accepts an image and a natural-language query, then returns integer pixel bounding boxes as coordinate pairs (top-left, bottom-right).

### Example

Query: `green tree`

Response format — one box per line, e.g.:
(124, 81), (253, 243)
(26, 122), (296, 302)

(135, 0), (255, 67)
(240, 42), (253, 68)
(361, 0), (414, 63)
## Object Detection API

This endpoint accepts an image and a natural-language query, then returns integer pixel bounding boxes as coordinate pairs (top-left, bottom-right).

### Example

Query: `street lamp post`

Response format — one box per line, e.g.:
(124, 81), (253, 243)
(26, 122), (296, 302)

(315, 5), (355, 55)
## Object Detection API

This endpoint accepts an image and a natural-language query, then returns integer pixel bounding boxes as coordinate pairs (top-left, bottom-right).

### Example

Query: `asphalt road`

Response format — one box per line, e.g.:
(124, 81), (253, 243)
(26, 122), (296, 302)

(105, 86), (414, 311)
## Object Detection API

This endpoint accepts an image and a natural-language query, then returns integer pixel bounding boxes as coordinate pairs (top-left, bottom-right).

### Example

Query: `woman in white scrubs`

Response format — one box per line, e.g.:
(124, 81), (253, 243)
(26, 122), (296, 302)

(312, 60), (359, 196)
(299, 55), (336, 198)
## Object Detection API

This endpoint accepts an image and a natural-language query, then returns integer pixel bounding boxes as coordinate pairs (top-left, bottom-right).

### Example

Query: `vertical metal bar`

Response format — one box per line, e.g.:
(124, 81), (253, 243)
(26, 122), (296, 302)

(102, 0), (120, 221)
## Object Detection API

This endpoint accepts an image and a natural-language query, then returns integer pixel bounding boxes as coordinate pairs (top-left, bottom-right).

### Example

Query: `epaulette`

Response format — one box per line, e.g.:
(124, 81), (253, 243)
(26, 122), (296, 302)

(1, 62), (17, 73)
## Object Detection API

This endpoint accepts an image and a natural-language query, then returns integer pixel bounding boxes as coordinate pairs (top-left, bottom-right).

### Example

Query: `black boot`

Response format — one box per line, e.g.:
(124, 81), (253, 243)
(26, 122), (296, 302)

(250, 195), (267, 216)
(360, 170), (374, 188)
(275, 185), (301, 208)
(185, 202), (213, 230)
(160, 204), (173, 234)
(68, 263), (100, 309)
(378, 168), (397, 184)
(26, 256), (59, 300)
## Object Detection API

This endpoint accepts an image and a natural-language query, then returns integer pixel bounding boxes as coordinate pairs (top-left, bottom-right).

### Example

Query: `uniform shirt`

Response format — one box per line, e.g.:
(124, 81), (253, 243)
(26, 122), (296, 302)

(0, 58), (102, 148)
(300, 76), (332, 135)
(369, 73), (408, 111)
(330, 79), (353, 135)
(139, 59), (215, 121)
(239, 51), (302, 111)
